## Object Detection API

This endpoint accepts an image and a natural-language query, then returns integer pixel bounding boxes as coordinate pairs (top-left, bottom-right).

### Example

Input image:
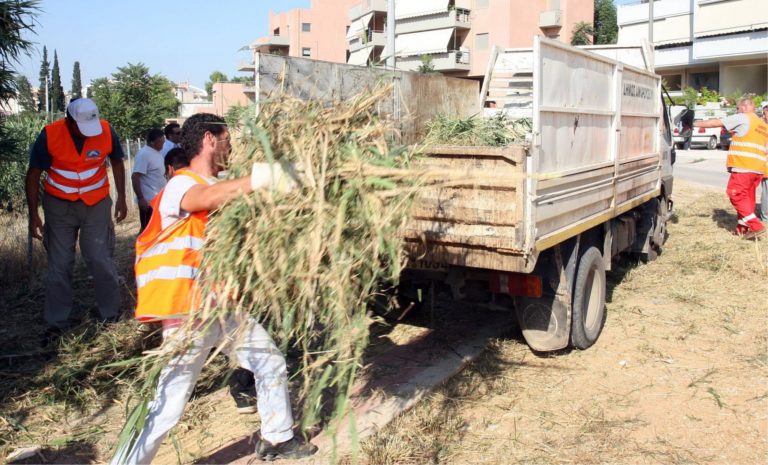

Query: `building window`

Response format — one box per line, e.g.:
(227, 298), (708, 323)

(302, 22), (311, 32)
(273, 27), (280, 36)
(476, 0), (489, 8)
(661, 74), (682, 91)
(690, 72), (719, 92)
(475, 33), (489, 51)
(302, 47), (311, 57)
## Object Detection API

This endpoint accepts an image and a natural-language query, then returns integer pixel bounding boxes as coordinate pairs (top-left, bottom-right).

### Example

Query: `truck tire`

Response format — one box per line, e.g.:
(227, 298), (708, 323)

(707, 136), (717, 150)
(570, 246), (607, 350)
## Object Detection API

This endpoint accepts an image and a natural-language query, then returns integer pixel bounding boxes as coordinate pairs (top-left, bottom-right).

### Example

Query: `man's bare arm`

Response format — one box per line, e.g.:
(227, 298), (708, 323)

(25, 167), (44, 240)
(179, 177), (252, 213)
(694, 119), (725, 129)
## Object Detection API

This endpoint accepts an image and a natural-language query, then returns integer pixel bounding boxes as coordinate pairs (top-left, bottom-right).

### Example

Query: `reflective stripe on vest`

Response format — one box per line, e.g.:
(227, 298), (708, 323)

(46, 174), (107, 195)
(136, 264), (199, 289)
(50, 164), (104, 181)
(43, 119), (113, 205)
(727, 113), (768, 174)
(134, 170), (211, 321)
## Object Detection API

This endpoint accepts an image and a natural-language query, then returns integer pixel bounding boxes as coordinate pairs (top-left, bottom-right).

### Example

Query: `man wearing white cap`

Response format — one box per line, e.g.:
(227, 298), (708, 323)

(25, 98), (127, 338)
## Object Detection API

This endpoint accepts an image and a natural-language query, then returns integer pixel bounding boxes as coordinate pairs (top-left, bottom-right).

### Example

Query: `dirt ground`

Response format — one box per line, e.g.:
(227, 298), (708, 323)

(2, 181), (767, 464)
(362, 181), (768, 464)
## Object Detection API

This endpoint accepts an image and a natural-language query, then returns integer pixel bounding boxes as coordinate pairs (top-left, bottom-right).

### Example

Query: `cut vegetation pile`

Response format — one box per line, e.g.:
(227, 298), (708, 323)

(424, 113), (532, 147)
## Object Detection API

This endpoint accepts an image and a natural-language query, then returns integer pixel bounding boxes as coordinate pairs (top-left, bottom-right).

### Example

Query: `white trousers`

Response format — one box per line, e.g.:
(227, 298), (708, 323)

(110, 314), (294, 465)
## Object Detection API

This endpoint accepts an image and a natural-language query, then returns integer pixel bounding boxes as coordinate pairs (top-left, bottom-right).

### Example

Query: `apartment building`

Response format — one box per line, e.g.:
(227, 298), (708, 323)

(246, 0), (359, 62)
(347, 0), (593, 77)
(617, 0), (768, 96)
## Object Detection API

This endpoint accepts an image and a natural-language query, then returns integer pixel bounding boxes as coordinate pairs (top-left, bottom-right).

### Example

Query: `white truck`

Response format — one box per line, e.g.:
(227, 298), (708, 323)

(248, 36), (675, 352)
(398, 37), (674, 351)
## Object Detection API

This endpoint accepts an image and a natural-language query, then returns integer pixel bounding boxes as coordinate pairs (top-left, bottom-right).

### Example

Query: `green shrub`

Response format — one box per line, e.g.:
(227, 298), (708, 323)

(0, 112), (46, 211)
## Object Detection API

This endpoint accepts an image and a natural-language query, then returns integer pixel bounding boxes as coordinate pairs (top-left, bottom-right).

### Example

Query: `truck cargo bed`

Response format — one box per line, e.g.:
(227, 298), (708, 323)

(403, 144), (531, 272)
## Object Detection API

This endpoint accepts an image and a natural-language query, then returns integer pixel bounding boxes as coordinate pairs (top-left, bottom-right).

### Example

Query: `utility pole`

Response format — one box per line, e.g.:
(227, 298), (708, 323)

(45, 74), (50, 121)
(387, 0), (395, 69)
(648, 0), (654, 45)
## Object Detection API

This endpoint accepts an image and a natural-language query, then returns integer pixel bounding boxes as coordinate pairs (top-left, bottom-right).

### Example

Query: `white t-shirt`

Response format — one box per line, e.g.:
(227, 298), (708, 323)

(132, 145), (167, 202)
(160, 139), (179, 156)
(158, 173), (216, 229)
(722, 113), (751, 138)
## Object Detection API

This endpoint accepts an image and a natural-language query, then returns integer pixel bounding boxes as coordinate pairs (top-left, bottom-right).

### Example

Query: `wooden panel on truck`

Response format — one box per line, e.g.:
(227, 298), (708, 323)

(252, 53), (479, 144)
(402, 145), (530, 272)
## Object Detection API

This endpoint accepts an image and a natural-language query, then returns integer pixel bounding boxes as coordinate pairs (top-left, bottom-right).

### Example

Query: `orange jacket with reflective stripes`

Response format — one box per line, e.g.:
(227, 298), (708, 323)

(134, 170), (210, 322)
(43, 119), (112, 205)
(727, 113), (768, 174)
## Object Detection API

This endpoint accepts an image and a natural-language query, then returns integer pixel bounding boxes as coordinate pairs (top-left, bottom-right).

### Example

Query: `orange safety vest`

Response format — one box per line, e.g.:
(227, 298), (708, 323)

(727, 113), (768, 174)
(43, 119), (113, 205)
(134, 170), (210, 321)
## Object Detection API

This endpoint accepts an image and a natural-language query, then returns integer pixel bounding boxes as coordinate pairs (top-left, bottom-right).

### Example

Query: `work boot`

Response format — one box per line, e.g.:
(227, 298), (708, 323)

(743, 229), (766, 241)
(254, 436), (318, 461)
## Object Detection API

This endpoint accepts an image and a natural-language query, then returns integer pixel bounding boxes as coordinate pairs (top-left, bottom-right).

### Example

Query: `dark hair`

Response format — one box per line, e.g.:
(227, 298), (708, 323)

(180, 113), (227, 159)
(146, 128), (165, 144)
(164, 147), (189, 170)
(164, 122), (181, 137)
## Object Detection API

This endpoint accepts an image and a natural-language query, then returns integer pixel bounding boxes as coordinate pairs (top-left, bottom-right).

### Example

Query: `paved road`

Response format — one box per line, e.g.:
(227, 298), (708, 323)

(673, 148), (729, 188)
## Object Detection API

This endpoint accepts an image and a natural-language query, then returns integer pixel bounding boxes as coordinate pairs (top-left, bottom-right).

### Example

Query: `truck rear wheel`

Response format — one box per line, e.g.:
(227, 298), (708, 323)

(570, 246), (607, 349)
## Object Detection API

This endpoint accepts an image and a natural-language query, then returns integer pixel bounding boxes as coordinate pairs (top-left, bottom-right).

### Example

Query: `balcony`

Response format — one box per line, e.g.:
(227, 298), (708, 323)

(237, 60), (255, 72)
(396, 8), (472, 34)
(396, 49), (471, 73)
(349, 28), (386, 52)
(349, 0), (387, 21)
(539, 9), (562, 29)
(252, 35), (290, 53)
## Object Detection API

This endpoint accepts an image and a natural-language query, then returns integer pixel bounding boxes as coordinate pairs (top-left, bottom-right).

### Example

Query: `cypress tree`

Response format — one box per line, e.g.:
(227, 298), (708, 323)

(594, 0), (618, 45)
(15, 75), (36, 112)
(38, 45), (50, 112)
(50, 50), (65, 113)
(71, 61), (82, 99)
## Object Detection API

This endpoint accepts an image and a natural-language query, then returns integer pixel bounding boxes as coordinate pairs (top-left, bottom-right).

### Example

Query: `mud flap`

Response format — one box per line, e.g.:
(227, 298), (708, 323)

(514, 237), (579, 351)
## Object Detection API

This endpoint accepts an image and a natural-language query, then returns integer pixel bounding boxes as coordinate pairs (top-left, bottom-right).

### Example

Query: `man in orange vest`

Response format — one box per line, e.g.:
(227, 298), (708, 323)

(695, 97), (768, 240)
(111, 113), (315, 464)
(25, 98), (128, 336)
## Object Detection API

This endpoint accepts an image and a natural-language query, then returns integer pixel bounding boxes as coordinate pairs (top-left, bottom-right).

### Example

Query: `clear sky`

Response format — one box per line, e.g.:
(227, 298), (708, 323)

(18, 0), (635, 92)
(18, 0), (311, 91)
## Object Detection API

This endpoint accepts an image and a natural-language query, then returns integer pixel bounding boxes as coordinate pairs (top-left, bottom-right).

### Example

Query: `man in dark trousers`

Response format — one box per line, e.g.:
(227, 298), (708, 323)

(25, 98), (127, 337)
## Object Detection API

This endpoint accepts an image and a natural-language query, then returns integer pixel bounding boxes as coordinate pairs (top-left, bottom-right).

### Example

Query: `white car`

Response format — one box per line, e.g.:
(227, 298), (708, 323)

(673, 120), (730, 150)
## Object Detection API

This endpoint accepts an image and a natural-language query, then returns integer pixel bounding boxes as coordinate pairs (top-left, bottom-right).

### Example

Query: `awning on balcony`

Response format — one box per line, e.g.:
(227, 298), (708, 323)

(381, 28), (454, 58)
(346, 12), (374, 40)
(395, 0), (450, 19)
(348, 46), (374, 66)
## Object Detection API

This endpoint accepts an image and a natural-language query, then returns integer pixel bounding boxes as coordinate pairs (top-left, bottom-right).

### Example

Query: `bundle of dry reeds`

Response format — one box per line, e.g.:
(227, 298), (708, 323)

(201, 85), (421, 431)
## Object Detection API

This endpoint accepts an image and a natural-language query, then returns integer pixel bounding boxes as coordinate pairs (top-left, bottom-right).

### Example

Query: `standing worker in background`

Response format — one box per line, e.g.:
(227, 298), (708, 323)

(111, 113), (315, 464)
(160, 122), (181, 156)
(131, 128), (167, 232)
(25, 98), (127, 337)
(695, 98), (767, 240)
(759, 101), (768, 222)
